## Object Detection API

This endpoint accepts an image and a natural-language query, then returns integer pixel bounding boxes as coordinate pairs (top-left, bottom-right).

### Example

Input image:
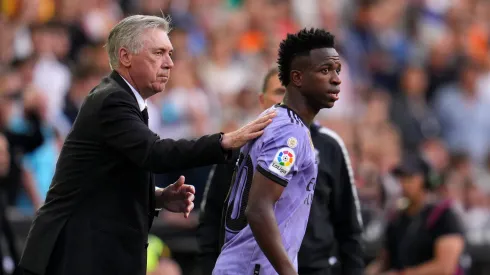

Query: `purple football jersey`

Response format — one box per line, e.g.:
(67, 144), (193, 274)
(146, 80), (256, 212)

(213, 104), (318, 275)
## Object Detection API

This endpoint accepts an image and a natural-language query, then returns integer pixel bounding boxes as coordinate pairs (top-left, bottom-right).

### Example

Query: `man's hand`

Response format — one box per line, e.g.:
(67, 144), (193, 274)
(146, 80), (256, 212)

(220, 111), (276, 150)
(155, 176), (195, 218)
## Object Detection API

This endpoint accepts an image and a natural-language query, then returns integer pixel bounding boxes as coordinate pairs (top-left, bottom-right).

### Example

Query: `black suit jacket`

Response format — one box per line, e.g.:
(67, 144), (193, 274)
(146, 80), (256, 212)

(19, 71), (228, 275)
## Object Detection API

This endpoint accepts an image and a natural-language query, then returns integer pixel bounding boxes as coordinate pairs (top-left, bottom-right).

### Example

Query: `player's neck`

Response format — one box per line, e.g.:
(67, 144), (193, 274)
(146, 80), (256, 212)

(282, 92), (317, 126)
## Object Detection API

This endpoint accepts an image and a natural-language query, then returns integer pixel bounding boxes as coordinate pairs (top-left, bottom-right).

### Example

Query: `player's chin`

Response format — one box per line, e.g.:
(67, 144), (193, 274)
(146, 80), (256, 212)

(320, 98), (336, 109)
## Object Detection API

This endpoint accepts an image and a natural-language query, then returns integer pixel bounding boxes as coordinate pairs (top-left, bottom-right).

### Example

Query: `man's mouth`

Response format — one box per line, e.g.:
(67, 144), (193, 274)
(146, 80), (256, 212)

(328, 90), (340, 100)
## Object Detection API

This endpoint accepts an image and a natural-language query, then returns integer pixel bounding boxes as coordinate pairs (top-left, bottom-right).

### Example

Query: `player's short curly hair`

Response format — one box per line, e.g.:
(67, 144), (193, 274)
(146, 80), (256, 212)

(277, 28), (335, 86)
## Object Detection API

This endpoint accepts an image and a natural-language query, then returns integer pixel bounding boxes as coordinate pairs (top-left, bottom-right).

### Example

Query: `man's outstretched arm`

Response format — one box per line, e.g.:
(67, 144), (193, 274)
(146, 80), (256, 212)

(245, 170), (297, 275)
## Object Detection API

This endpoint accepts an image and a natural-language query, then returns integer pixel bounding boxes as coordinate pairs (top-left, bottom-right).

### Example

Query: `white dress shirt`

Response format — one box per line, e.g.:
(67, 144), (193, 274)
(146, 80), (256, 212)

(121, 77), (147, 111)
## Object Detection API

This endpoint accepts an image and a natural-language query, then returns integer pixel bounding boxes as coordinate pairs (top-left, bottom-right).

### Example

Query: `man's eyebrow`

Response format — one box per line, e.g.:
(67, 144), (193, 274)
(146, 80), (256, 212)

(317, 58), (341, 67)
(151, 47), (174, 52)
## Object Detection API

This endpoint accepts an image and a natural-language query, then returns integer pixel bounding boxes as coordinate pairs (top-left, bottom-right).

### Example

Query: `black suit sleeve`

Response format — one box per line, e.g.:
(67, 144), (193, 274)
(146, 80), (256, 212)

(99, 91), (227, 173)
(329, 141), (365, 275)
(197, 151), (238, 275)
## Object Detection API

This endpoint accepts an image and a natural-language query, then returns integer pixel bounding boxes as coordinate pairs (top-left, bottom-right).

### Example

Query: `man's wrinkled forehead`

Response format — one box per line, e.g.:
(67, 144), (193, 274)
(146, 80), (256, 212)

(143, 28), (173, 50)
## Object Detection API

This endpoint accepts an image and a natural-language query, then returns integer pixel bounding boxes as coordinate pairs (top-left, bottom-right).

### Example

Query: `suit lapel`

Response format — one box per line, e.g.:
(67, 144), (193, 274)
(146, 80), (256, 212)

(109, 70), (138, 101)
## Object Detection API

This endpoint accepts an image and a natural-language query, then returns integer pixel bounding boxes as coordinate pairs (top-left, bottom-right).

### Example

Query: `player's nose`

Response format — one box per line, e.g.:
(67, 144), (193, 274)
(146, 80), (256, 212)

(331, 73), (341, 85)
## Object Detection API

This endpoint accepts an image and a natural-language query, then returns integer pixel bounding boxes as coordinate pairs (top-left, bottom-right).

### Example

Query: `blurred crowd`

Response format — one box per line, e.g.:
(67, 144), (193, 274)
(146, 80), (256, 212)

(2, 0), (490, 273)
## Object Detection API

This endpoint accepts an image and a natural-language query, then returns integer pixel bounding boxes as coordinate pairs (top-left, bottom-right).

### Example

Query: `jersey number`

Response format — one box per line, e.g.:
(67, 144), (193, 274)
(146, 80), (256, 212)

(224, 153), (254, 232)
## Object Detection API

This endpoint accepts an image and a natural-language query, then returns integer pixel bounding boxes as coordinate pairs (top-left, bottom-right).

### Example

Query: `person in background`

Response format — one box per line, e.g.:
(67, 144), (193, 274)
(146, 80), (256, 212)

(0, 133), (22, 275)
(366, 153), (465, 275)
(0, 82), (45, 209)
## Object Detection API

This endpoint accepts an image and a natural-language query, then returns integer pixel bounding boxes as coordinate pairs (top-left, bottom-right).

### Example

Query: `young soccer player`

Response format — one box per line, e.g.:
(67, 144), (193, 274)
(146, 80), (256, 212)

(213, 28), (342, 275)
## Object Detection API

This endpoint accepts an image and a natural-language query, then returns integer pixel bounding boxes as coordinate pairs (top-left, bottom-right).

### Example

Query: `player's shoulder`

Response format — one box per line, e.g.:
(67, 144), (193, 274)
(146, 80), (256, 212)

(260, 105), (309, 145)
(264, 105), (309, 132)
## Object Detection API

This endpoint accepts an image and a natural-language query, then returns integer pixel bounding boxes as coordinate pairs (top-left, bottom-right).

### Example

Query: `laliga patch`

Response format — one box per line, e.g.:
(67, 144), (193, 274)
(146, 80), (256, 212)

(269, 147), (296, 176)
(287, 137), (298, 148)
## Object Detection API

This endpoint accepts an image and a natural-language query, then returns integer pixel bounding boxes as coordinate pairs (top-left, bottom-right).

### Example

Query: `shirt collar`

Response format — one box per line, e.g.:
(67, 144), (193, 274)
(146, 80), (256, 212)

(121, 76), (147, 112)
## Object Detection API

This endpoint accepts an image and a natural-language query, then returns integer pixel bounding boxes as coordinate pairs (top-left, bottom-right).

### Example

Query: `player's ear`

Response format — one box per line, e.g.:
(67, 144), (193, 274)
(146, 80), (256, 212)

(291, 70), (302, 87)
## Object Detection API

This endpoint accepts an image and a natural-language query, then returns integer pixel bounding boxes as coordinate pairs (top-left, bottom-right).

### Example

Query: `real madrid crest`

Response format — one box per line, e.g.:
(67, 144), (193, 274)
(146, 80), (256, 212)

(287, 137), (297, 148)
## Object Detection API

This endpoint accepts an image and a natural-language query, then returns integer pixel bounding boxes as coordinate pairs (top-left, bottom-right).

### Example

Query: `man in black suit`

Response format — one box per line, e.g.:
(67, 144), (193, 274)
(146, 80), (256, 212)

(19, 15), (275, 275)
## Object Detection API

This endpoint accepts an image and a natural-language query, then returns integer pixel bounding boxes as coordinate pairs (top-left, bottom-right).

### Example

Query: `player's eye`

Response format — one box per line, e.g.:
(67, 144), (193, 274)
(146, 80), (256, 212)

(155, 51), (163, 56)
(321, 68), (329, 74)
(336, 68), (341, 75)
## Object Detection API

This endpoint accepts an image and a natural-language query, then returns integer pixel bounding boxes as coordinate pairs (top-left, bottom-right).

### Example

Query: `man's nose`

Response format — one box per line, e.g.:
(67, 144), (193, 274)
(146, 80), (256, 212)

(331, 73), (341, 85)
(162, 55), (174, 69)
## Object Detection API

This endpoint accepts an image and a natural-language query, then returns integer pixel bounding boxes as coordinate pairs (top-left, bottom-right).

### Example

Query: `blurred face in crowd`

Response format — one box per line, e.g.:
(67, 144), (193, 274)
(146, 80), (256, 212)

(121, 28), (174, 98)
(295, 48), (342, 110)
(0, 134), (10, 177)
(460, 63), (479, 94)
(440, 171), (465, 203)
(259, 72), (285, 110)
(402, 66), (427, 97)
(0, 97), (14, 128)
(398, 173), (424, 201)
(31, 27), (53, 55)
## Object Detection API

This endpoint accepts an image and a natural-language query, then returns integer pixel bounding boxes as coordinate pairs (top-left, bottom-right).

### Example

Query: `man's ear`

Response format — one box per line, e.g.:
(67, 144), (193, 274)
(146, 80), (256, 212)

(291, 70), (302, 87)
(119, 47), (132, 67)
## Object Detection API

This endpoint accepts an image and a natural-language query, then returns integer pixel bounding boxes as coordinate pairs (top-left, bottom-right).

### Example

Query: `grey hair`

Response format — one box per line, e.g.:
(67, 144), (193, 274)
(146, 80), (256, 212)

(106, 15), (171, 70)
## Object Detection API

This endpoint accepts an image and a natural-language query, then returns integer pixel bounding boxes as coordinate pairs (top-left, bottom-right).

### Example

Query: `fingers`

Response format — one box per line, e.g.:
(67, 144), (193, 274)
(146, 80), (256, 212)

(183, 192), (195, 218)
(247, 112), (274, 133)
(184, 202), (194, 218)
(183, 184), (195, 194)
(250, 118), (273, 132)
(173, 175), (185, 187)
(254, 111), (276, 123)
(185, 192), (195, 203)
(184, 192), (194, 218)
(246, 130), (264, 140)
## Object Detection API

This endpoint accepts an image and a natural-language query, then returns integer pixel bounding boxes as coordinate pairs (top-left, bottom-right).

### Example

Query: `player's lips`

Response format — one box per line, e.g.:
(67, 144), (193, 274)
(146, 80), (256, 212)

(327, 89), (340, 100)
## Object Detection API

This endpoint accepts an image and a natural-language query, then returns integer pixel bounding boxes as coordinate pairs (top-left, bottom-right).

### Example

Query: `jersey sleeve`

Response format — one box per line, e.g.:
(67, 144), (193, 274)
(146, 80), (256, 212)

(255, 124), (308, 187)
(432, 207), (465, 238)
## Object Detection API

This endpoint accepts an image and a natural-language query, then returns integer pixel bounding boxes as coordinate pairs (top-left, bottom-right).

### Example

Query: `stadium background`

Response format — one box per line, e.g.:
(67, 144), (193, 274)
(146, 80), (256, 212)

(1, 0), (490, 274)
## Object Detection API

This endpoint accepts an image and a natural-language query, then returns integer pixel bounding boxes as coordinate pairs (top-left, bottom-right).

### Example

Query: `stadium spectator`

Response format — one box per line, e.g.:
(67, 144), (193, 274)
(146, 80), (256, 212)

(366, 154), (465, 275)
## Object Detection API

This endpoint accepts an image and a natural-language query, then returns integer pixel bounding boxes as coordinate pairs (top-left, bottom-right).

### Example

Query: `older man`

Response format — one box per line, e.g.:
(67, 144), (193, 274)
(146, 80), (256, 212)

(19, 15), (274, 275)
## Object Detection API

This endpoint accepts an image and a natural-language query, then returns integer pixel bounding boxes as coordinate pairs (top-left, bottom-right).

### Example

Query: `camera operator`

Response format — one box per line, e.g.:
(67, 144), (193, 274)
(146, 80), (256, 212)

(366, 153), (465, 275)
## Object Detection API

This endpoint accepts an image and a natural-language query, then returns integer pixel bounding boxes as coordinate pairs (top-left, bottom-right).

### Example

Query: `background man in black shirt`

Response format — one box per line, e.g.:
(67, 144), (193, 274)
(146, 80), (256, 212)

(198, 67), (364, 275)
(366, 154), (465, 275)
